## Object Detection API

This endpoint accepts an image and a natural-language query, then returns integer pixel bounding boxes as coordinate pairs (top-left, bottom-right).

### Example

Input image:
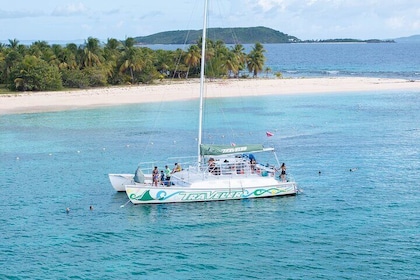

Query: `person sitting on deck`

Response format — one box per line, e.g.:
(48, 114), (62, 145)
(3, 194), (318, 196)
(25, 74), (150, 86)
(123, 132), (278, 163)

(172, 163), (182, 173)
(250, 158), (256, 173)
(208, 158), (219, 175)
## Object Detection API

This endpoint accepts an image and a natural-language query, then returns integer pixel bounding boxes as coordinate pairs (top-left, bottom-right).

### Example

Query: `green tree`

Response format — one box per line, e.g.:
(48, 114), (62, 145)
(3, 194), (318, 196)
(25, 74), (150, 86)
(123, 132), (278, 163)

(231, 44), (246, 77)
(2, 50), (23, 84)
(80, 37), (103, 68)
(154, 49), (174, 79)
(136, 47), (159, 84)
(226, 51), (240, 77)
(82, 66), (108, 87)
(170, 48), (188, 79)
(246, 42), (266, 77)
(184, 44), (201, 78)
(0, 51), (5, 83)
(7, 39), (20, 50)
(10, 55), (62, 91)
(119, 45), (144, 84)
(54, 45), (78, 70)
(61, 69), (89, 88)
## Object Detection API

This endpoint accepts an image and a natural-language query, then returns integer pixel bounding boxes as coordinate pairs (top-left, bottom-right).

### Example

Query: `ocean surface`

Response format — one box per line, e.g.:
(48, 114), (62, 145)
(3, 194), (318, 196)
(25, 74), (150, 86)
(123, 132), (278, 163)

(1, 44), (419, 279)
(147, 42), (420, 80)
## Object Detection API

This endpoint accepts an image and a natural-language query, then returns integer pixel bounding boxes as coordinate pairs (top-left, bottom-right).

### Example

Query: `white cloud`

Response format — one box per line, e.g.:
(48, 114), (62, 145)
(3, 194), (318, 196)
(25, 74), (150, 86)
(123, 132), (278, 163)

(52, 3), (88, 16)
(0, 9), (44, 19)
(0, 0), (418, 41)
(255, 0), (286, 12)
(243, 0), (420, 39)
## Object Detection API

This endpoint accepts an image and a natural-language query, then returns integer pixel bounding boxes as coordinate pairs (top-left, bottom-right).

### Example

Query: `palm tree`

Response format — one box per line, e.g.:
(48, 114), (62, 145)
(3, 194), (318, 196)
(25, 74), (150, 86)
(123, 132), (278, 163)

(184, 45), (201, 78)
(3, 50), (23, 83)
(7, 39), (20, 50)
(224, 51), (239, 78)
(103, 38), (123, 82)
(119, 47), (144, 84)
(28, 41), (49, 58)
(80, 37), (103, 68)
(247, 42), (266, 77)
(121, 37), (136, 49)
(154, 49), (173, 78)
(171, 48), (188, 79)
(0, 51), (5, 83)
(231, 44), (246, 77)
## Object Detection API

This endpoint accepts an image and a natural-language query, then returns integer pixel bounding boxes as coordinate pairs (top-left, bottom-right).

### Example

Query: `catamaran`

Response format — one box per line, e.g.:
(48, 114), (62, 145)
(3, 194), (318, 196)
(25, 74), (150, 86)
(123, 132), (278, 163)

(110, 0), (299, 203)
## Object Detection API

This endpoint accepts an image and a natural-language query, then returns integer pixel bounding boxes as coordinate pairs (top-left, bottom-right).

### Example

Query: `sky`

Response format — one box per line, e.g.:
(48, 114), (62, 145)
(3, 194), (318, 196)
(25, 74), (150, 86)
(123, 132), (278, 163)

(0, 0), (419, 44)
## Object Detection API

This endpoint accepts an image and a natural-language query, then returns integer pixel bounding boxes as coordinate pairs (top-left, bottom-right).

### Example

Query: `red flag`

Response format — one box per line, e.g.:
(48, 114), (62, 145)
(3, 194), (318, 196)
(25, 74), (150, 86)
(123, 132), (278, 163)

(266, 131), (274, 137)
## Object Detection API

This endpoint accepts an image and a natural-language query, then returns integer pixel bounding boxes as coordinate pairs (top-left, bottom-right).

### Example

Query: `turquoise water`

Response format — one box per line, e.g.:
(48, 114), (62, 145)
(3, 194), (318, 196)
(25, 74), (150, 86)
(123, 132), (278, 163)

(1, 90), (419, 279)
(1, 42), (420, 279)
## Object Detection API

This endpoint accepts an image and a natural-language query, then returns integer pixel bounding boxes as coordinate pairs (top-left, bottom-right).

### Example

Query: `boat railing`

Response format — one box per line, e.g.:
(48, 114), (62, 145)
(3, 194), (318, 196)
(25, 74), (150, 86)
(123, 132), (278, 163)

(200, 158), (279, 178)
(135, 158), (196, 175)
(136, 157), (287, 184)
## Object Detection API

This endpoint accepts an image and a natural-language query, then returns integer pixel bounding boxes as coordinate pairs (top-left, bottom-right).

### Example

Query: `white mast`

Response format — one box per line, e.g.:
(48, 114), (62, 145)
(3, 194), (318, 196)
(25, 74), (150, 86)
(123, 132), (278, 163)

(197, 0), (208, 166)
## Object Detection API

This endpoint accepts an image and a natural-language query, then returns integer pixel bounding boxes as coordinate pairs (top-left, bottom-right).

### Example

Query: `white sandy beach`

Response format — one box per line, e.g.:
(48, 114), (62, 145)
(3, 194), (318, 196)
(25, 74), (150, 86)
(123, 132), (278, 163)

(0, 77), (418, 115)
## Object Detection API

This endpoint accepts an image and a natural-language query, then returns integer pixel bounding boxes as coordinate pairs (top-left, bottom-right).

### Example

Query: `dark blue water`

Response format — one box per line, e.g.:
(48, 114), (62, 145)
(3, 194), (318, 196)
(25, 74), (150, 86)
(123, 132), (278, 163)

(146, 42), (420, 80)
(1, 44), (419, 279)
(264, 43), (420, 79)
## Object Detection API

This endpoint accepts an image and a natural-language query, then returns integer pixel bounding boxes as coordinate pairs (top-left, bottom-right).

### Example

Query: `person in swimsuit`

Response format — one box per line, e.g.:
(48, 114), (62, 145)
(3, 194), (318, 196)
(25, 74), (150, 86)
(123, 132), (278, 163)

(152, 166), (159, 186)
(280, 163), (287, 181)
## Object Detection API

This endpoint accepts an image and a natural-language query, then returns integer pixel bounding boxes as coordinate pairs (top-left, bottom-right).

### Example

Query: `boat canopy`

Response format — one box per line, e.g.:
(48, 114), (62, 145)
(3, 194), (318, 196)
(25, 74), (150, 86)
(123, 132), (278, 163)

(200, 144), (267, 156)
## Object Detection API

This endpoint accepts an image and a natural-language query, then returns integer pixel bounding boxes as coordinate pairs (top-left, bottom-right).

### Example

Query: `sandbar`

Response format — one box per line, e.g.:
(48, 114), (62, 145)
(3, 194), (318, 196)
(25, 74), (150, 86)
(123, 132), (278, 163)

(0, 77), (418, 115)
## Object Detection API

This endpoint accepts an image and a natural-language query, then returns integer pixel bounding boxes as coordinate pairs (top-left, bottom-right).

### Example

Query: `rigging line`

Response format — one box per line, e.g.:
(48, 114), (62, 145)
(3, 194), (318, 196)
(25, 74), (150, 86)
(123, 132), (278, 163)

(213, 0), (254, 137)
(139, 1), (203, 164)
(210, 0), (242, 45)
(200, 1), (253, 144)
(171, 1), (201, 80)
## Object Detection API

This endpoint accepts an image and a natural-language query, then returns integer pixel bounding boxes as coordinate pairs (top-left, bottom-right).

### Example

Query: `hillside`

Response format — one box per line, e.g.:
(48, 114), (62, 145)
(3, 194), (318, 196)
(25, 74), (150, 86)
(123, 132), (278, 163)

(134, 26), (299, 44)
(393, 34), (420, 43)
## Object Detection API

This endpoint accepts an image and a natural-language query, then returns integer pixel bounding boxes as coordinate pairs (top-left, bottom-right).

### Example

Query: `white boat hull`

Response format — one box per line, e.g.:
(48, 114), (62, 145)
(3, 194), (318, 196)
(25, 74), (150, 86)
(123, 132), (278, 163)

(109, 173), (154, 192)
(108, 174), (134, 192)
(125, 177), (298, 204)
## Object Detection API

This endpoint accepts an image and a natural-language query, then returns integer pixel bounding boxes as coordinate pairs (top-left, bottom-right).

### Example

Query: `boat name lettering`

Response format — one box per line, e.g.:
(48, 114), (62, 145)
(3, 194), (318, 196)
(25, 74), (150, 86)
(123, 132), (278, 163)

(182, 190), (244, 201)
(221, 147), (247, 153)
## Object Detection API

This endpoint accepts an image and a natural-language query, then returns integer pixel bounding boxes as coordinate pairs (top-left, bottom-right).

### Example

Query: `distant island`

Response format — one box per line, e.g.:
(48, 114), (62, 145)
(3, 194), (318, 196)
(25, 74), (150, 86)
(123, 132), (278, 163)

(134, 26), (395, 45)
(393, 34), (420, 43)
(135, 26), (299, 44)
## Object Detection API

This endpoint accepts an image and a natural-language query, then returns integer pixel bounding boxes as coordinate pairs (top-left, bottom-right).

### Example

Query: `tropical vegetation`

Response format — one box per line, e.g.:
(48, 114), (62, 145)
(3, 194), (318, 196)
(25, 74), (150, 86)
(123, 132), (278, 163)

(135, 26), (299, 44)
(0, 37), (267, 92)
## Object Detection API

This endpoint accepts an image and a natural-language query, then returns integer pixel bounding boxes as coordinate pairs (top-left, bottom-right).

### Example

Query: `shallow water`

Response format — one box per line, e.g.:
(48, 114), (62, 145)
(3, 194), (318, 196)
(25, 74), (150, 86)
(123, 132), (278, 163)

(1, 89), (419, 279)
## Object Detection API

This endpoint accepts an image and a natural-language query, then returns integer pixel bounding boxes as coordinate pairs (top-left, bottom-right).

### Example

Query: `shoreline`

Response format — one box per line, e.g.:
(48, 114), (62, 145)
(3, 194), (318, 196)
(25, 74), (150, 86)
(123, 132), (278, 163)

(0, 77), (418, 115)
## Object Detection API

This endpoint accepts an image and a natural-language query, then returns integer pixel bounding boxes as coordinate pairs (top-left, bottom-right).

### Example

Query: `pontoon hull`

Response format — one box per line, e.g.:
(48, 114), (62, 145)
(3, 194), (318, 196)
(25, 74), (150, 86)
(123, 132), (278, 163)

(108, 174), (134, 192)
(125, 181), (298, 204)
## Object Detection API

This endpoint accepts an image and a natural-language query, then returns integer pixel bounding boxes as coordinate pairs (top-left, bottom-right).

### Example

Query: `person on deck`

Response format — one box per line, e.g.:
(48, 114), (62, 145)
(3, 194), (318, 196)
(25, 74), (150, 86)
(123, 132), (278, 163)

(280, 163), (287, 182)
(250, 158), (256, 173)
(160, 170), (165, 184)
(164, 165), (171, 181)
(172, 163), (182, 173)
(152, 166), (159, 186)
(208, 158), (216, 174)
